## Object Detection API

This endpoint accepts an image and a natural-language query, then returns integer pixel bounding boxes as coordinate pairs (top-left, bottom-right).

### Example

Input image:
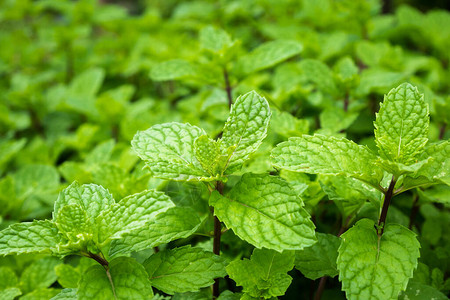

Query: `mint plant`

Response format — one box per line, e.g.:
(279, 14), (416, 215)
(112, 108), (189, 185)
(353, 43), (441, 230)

(272, 83), (449, 299)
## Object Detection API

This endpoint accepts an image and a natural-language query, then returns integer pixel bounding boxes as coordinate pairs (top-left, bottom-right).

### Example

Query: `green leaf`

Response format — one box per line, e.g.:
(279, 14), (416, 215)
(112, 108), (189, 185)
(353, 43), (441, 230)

(210, 174), (316, 251)
(0, 288), (21, 300)
(271, 134), (383, 188)
(199, 26), (232, 52)
(150, 59), (198, 81)
(132, 122), (215, 181)
(55, 204), (91, 242)
(374, 83), (429, 166)
(50, 288), (78, 300)
(0, 267), (18, 289)
(403, 141), (450, 189)
(237, 40), (302, 74)
(20, 257), (61, 294)
(299, 59), (338, 95)
(221, 91), (271, 172)
(20, 288), (60, 300)
(78, 257), (153, 300)
(226, 248), (294, 298)
(0, 220), (60, 256)
(399, 281), (448, 300)
(98, 189), (174, 243)
(337, 219), (420, 300)
(53, 182), (114, 223)
(193, 135), (233, 177)
(143, 246), (227, 294)
(295, 233), (340, 280)
(109, 207), (201, 257)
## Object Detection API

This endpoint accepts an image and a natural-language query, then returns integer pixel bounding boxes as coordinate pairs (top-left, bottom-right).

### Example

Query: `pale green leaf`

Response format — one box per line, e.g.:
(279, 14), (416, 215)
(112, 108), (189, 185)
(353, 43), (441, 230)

(20, 288), (60, 300)
(109, 207), (201, 257)
(143, 246), (227, 294)
(98, 189), (174, 243)
(199, 26), (232, 52)
(85, 139), (115, 165)
(20, 257), (61, 294)
(210, 174), (316, 251)
(226, 248), (294, 298)
(78, 257), (153, 300)
(270, 110), (309, 139)
(237, 40), (302, 74)
(295, 233), (340, 280)
(374, 83), (429, 165)
(337, 219), (420, 300)
(50, 288), (78, 300)
(150, 59), (197, 81)
(271, 134), (383, 188)
(53, 182), (114, 223)
(193, 135), (233, 177)
(0, 267), (18, 289)
(403, 141), (450, 189)
(131, 122), (215, 181)
(0, 288), (21, 300)
(55, 264), (80, 289)
(221, 91), (271, 172)
(55, 204), (91, 241)
(299, 59), (338, 95)
(0, 220), (60, 256)
(13, 164), (60, 197)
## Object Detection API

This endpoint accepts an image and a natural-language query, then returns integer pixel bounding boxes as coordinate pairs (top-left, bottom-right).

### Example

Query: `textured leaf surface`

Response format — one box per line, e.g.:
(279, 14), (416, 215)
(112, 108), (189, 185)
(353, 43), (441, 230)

(98, 189), (174, 243)
(194, 135), (232, 177)
(78, 257), (153, 300)
(271, 134), (383, 188)
(221, 91), (271, 172)
(374, 83), (429, 165)
(237, 40), (302, 74)
(143, 246), (227, 294)
(0, 220), (59, 256)
(50, 288), (78, 300)
(295, 233), (340, 280)
(226, 248), (294, 298)
(20, 257), (61, 293)
(55, 204), (90, 241)
(0, 288), (21, 300)
(403, 141), (450, 188)
(210, 174), (316, 251)
(109, 207), (201, 257)
(398, 281), (448, 300)
(132, 123), (214, 181)
(53, 182), (114, 223)
(337, 219), (420, 300)
(150, 59), (197, 81)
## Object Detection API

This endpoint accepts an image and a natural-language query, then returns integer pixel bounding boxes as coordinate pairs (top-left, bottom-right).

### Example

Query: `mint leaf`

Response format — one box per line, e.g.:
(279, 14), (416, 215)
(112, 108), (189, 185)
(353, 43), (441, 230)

(20, 288), (60, 300)
(403, 141), (450, 189)
(199, 26), (232, 52)
(132, 122), (215, 181)
(98, 189), (174, 243)
(374, 83), (429, 166)
(109, 206), (201, 257)
(78, 257), (153, 299)
(0, 267), (18, 289)
(0, 220), (59, 256)
(210, 174), (316, 251)
(50, 288), (77, 300)
(0, 288), (21, 300)
(237, 40), (302, 74)
(20, 257), (61, 294)
(226, 248), (294, 299)
(53, 182), (114, 223)
(299, 59), (338, 95)
(193, 135), (233, 177)
(143, 246), (227, 294)
(337, 219), (420, 300)
(55, 204), (91, 242)
(272, 134), (383, 188)
(150, 59), (198, 81)
(221, 91), (271, 172)
(295, 233), (340, 280)
(55, 264), (80, 289)
(399, 281), (448, 300)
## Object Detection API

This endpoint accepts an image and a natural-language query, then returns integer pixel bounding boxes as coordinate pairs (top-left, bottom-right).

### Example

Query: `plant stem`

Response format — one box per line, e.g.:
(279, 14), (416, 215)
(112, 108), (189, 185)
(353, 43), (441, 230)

(314, 277), (327, 300)
(408, 194), (420, 230)
(88, 252), (109, 267)
(378, 176), (396, 235)
(439, 123), (447, 140)
(223, 68), (233, 109)
(212, 181), (224, 298)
